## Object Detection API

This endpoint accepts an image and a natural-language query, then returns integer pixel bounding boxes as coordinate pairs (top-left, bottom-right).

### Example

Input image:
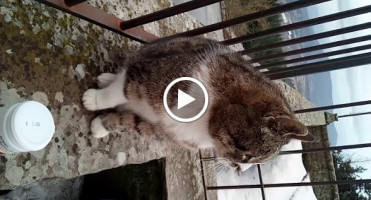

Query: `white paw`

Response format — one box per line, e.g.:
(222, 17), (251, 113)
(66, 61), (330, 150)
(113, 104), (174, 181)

(97, 73), (116, 88)
(82, 89), (99, 111)
(91, 117), (110, 138)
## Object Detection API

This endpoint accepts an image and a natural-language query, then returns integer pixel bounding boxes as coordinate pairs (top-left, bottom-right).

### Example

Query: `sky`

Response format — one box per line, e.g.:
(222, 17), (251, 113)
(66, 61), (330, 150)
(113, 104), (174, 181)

(306, 0), (371, 178)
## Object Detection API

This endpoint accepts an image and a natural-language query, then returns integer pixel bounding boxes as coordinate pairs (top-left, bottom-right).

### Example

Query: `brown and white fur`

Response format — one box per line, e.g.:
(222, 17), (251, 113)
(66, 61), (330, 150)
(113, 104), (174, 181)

(82, 37), (314, 167)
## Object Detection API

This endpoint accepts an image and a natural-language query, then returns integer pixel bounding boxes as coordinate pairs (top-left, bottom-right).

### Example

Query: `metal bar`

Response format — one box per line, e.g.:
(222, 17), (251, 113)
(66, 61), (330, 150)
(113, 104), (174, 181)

(294, 100), (371, 114)
(251, 34), (371, 63)
(201, 157), (217, 161)
(120, 0), (223, 30)
(241, 21), (371, 55)
(258, 43), (371, 70)
(257, 165), (266, 200)
(265, 51), (371, 80)
(199, 150), (208, 200)
(280, 143), (371, 155)
(202, 142), (371, 160)
(207, 179), (371, 190)
(158, 0), (330, 41)
(339, 111), (371, 118)
(64, 0), (86, 7)
(34, 0), (159, 43)
(223, 4), (371, 45)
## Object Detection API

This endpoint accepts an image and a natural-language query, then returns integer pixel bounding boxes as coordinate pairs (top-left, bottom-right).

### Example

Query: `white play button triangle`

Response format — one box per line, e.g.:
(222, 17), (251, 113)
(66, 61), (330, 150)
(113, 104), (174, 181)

(177, 89), (196, 109)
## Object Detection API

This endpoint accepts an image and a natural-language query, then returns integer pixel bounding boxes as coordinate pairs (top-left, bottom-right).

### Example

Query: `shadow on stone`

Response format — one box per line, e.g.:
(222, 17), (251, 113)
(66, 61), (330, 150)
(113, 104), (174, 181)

(80, 158), (167, 200)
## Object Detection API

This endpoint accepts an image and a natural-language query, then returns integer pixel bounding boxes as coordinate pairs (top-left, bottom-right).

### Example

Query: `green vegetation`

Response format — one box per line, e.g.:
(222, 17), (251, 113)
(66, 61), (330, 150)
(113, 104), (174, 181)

(332, 150), (371, 200)
(224, 0), (284, 66)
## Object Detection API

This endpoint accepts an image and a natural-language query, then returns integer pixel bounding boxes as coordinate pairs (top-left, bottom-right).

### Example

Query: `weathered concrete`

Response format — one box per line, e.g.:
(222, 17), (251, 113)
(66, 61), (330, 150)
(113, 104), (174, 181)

(1, 177), (83, 199)
(0, 1), (325, 199)
(275, 81), (327, 126)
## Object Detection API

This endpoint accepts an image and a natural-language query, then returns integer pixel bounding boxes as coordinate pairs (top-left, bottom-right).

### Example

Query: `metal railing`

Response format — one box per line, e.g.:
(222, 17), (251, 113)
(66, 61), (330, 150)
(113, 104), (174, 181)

(33, 0), (371, 199)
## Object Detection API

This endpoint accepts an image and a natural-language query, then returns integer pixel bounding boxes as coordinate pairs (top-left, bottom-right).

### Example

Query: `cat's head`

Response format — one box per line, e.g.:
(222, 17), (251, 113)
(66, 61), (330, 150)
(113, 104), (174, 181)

(209, 96), (315, 166)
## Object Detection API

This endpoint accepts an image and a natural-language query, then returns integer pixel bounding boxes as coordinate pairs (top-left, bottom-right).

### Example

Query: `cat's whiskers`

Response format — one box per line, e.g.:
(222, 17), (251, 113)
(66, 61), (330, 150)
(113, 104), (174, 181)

(199, 157), (225, 162)
(202, 161), (224, 174)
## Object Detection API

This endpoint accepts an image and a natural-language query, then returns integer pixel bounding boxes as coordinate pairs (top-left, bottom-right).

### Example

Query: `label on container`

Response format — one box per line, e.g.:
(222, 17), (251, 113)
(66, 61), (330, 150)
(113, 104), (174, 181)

(0, 134), (11, 154)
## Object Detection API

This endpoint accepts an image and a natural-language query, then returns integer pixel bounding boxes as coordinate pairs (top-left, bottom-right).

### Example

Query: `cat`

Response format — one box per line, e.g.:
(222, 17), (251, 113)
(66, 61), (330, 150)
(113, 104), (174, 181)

(82, 37), (314, 168)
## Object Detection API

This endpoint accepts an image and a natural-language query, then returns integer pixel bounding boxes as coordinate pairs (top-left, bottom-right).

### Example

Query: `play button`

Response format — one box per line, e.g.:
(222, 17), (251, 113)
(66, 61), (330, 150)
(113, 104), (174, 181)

(163, 77), (209, 123)
(177, 89), (196, 109)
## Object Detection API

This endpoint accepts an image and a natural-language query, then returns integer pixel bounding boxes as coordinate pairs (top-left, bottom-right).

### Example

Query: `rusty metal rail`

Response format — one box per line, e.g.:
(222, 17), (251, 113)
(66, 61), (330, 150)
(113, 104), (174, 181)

(64, 0), (86, 7)
(34, 0), (159, 43)
(120, 0), (224, 30)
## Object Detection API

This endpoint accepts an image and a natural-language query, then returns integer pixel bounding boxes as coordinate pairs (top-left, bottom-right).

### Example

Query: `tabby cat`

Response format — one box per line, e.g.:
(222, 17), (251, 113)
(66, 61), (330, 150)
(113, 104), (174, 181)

(82, 37), (314, 167)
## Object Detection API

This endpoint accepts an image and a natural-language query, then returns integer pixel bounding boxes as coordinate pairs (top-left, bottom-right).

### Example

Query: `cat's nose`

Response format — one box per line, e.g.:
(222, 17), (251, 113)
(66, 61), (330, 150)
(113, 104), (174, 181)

(232, 163), (242, 172)
(241, 155), (252, 163)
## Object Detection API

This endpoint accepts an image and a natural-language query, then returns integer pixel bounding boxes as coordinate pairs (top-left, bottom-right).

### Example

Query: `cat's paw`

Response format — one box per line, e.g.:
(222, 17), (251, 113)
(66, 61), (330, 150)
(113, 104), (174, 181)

(121, 113), (136, 130)
(97, 73), (116, 88)
(91, 117), (110, 138)
(82, 89), (99, 111)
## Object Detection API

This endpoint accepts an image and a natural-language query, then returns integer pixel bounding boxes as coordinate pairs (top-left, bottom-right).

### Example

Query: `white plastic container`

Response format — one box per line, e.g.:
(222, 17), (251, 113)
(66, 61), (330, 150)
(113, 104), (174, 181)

(0, 101), (55, 154)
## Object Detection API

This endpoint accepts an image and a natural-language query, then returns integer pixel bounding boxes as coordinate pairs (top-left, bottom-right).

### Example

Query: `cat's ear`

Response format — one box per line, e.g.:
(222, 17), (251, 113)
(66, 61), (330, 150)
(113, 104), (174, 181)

(289, 133), (316, 143)
(276, 117), (307, 135)
(275, 117), (316, 143)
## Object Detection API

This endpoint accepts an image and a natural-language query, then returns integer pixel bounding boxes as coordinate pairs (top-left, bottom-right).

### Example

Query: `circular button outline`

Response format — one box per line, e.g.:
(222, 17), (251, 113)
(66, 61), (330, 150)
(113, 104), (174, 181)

(163, 77), (209, 123)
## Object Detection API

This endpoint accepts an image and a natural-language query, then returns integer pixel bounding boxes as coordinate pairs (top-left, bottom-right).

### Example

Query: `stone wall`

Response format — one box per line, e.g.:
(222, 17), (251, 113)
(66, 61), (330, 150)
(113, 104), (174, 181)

(303, 126), (340, 200)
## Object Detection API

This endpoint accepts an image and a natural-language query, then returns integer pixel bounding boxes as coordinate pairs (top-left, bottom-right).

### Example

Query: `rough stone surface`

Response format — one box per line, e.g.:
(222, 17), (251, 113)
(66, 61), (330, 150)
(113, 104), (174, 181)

(0, 1), (325, 199)
(166, 148), (205, 200)
(275, 81), (326, 127)
(1, 177), (83, 200)
(0, 0), (212, 194)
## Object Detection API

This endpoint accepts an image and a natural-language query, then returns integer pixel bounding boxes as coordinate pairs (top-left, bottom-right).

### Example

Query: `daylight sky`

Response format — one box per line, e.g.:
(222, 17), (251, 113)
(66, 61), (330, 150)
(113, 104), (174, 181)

(306, 0), (371, 178)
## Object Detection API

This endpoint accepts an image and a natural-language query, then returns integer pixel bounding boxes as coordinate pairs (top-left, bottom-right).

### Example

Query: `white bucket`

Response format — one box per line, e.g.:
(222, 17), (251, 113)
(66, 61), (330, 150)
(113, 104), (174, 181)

(0, 101), (55, 154)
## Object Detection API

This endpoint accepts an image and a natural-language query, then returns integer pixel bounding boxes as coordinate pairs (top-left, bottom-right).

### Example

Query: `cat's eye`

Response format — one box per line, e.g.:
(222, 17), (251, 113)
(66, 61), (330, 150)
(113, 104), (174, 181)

(242, 155), (252, 162)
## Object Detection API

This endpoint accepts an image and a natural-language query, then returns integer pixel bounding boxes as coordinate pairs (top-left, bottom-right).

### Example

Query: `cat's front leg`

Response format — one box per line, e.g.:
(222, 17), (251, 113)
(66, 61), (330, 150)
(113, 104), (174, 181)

(90, 112), (136, 138)
(97, 73), (116, 88)
(83, 71), (127, 111)
(90, 111), (165, 140)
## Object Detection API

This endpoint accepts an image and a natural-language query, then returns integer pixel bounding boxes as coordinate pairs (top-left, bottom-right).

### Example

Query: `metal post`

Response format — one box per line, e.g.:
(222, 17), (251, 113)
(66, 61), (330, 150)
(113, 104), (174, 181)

(223, 4), (371, 45)
(251, 35), (371, 63)
(120, 0), (223, 30)
(294, 100), (371, 114)
(257, 165), (267, 200)
(280, 143), (371, 155)
(207, 179), (371, 190)
(258, 43), (371, 70)
(199, 150), (208, 200)
(265, 51), (371, 80)
(159, 0), (330, 41)
(338, 111), (371, 118)
(201, 143), (371, 159)
(241, 21), (371, 55)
